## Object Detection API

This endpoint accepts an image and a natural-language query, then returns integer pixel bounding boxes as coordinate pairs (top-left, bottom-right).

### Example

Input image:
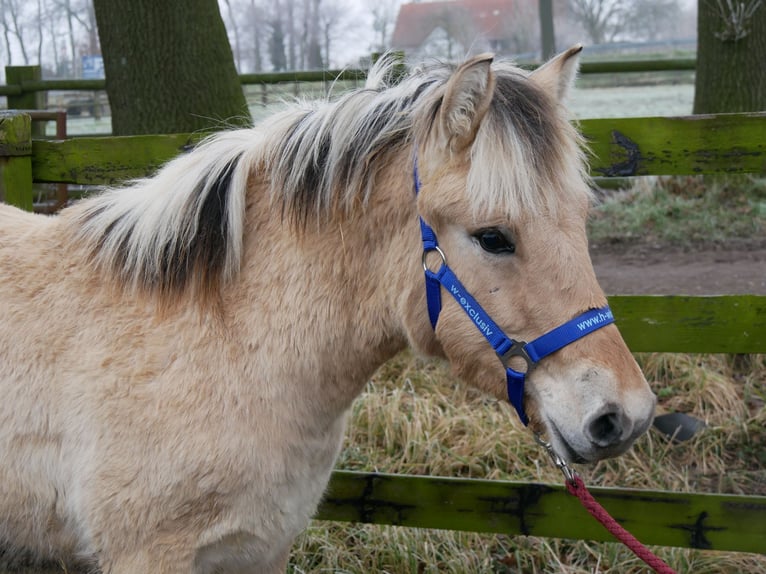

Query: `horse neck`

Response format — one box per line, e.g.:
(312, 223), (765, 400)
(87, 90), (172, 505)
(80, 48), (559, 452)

(230, 160), (421, 413)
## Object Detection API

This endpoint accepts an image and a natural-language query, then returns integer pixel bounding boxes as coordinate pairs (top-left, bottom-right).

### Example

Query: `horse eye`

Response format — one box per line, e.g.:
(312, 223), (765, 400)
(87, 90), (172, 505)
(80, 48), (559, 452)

(474, 228), (515, 254)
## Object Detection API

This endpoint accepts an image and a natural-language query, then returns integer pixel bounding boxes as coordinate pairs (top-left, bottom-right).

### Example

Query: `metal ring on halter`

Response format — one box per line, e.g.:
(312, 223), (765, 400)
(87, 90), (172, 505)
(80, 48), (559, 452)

(421, 246), (447, 273)
(499, 340), (535, 374)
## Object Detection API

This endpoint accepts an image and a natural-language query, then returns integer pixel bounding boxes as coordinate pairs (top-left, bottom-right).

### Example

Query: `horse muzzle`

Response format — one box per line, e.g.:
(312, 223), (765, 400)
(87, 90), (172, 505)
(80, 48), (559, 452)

(530, 364), (657, 464)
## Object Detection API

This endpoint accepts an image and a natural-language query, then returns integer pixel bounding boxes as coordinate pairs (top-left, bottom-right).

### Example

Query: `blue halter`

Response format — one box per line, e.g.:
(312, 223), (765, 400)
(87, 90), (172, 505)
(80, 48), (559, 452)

(414, 161), (615, 425)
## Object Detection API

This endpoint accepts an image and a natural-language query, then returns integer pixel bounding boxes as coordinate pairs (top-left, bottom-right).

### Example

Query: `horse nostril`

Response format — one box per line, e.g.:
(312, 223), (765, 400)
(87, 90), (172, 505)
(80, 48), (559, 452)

(587, 411), (623, 448)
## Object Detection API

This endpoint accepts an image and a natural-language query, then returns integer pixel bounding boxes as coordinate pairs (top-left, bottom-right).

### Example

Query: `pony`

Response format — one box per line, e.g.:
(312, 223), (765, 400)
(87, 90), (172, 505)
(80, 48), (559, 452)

(0, 46), (656, 573)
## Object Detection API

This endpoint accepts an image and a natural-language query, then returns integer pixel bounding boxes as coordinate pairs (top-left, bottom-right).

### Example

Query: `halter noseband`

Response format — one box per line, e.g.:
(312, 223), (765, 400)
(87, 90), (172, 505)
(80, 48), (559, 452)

(414, 160), (615, 425)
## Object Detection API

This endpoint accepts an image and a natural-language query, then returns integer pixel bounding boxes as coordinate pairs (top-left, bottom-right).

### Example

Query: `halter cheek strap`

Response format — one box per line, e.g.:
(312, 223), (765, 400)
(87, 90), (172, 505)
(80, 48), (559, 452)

(414, 161), (615, 425)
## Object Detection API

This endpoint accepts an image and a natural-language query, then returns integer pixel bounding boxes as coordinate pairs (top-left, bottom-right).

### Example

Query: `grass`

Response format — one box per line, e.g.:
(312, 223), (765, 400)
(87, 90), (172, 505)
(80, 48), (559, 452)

(288, 351), (766, 573)
(588, 175), (766, 248)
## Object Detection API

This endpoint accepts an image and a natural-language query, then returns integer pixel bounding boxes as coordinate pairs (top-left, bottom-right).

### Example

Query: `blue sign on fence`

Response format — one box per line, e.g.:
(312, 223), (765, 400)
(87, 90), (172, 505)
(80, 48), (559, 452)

(82, 55), (105, 79)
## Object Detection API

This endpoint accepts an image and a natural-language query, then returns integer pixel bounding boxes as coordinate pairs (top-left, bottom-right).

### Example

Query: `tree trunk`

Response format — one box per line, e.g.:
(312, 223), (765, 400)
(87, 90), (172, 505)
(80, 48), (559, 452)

(694, 0), (765, 113)
(92, 0), (250, 135)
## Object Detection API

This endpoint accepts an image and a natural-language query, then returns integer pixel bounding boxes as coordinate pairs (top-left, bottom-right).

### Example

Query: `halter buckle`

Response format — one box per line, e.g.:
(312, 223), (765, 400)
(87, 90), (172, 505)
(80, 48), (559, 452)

(499, 340), (535, 374)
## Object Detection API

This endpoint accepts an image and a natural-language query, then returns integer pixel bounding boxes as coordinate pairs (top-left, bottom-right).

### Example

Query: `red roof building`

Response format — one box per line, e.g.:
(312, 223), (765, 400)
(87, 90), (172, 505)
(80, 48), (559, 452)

(392, 0), (524, 59)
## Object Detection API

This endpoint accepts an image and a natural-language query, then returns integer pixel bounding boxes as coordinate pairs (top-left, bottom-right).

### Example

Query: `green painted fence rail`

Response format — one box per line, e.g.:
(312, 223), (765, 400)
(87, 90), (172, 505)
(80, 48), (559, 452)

(584, 113), (766, 177)
(23, 112), (766, 188)
(316, 471), (766, 554)
(610, 295), (766, 354)
(1, 108), (765, 554)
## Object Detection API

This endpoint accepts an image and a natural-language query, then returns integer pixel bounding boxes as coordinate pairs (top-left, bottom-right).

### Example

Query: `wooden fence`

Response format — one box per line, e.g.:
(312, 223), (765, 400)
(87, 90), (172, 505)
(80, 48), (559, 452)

(0, 106), (765, 557)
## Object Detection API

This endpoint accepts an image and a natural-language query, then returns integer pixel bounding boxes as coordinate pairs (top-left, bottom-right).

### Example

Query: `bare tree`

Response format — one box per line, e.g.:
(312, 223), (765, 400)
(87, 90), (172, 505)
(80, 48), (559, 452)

(303, 0), (322, 69)
(44, 1), (63, 74)
(568, 0), (629, 44)
(568, 0), (686, 44)
(286, 0), (297, 69)
(368, 0), (401, 53)
(1, 0), (12, 67)
(52, 0), (100, 76)
(222, 0), (243, 70)
(2, 0), (31, 64)
(318, 0), (357, 66)
(249, 0), (264, 71)
(625, 0), (682, 40)
(61, 0), (78, 72)
(35, 0), (45, 66)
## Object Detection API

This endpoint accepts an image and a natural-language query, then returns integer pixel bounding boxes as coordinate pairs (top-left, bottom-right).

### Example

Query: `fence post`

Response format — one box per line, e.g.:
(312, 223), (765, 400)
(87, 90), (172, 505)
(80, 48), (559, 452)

(5, 65), (46, 138)
(0, 111), (34, 211)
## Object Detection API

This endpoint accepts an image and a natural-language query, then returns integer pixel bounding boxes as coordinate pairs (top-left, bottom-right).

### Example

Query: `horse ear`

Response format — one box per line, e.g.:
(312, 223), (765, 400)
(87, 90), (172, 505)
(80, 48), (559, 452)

(530, 44), (583, 102)
(438, 53), (495, 153)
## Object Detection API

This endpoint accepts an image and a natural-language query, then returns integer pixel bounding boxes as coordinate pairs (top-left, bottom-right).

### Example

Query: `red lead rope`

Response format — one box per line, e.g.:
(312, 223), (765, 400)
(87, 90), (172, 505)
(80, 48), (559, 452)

(534, 434), (676, 574)
(566, 475), (677, 574)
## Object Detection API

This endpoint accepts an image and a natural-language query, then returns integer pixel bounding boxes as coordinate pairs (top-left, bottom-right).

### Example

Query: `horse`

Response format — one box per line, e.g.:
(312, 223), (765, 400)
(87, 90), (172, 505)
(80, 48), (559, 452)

(0, 46), (656, 573)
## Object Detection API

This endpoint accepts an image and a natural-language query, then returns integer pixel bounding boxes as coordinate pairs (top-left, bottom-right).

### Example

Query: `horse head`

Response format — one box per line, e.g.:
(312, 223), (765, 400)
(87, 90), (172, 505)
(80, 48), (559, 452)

(405, 47), (656, 463)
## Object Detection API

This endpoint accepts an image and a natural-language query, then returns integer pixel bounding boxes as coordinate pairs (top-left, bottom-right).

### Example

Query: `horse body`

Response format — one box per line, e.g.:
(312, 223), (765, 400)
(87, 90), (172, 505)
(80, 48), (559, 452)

(0, 168), (413, 571)
(0, 48), (655, 572)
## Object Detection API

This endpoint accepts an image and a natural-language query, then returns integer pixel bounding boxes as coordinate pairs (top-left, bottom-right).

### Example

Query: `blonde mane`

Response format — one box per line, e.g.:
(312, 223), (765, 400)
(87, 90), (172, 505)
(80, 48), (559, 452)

(71, 55), (589, 299)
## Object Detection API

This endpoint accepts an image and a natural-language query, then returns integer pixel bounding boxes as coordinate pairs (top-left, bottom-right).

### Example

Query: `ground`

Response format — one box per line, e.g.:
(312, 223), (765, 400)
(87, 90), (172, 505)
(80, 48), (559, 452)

(590, 239), (766, 295)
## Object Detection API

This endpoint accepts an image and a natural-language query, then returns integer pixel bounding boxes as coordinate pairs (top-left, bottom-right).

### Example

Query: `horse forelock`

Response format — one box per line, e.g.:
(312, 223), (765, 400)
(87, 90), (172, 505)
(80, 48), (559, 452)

(467, 63), (592, 220)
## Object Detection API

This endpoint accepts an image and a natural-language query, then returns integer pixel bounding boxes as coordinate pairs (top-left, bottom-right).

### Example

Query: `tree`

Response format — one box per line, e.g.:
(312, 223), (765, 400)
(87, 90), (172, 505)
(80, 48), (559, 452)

(248, 0), (265, 72)
(567, 0), (688, 44)
(63, 0), (78, 73)
(92, 0), (250, 135)
(304, 0), (323, 69)
(568, 0), (629, 44)
(222, 0), (243, 71)
(318, 0), (356, 66)
(694, 0), (765, 113)
(368, 0), (400, 53)
(1, 0), (31, 65)
(625, 0), (682, 41)
(269, 14), (287, 71)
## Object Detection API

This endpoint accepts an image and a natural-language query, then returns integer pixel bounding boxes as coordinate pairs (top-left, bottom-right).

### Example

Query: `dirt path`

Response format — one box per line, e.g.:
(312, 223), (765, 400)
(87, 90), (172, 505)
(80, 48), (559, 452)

(590, 242), (766, 295)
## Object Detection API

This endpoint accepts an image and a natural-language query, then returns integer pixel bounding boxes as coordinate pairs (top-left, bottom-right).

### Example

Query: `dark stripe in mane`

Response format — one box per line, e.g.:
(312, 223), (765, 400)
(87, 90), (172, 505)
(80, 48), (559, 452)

(75, 145), (245, 301)
(160, 156), (238, 296)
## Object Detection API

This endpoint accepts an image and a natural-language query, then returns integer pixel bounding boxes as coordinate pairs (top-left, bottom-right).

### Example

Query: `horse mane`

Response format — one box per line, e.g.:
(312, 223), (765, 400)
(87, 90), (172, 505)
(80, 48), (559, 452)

(71, 55), (588, 300)
(72, 131), (259, 301)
